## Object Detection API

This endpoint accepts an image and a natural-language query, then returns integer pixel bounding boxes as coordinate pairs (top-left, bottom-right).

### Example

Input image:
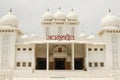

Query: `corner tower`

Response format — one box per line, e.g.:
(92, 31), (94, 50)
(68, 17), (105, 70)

(99, 9), (120, 70)
(41, 8), (79, 41)
(0, 9), (22, 70)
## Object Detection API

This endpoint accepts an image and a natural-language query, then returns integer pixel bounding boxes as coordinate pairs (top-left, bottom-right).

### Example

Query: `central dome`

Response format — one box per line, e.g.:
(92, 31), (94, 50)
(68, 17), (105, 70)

(0, 9), (19, 27)
(101, 10), (120, 27)
(54, 7), (66, 21)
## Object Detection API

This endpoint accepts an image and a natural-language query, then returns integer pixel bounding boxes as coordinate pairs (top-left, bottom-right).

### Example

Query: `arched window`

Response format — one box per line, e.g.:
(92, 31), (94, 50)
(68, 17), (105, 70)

(53, 45), (67, 53)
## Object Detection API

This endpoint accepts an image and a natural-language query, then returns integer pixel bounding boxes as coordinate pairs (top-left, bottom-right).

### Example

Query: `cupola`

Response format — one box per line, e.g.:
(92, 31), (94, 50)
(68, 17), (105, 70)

(54, 7), (66, 21)
(88, 33), (95, 41)
(31, 32), (38, 39)
(101, 9), (120, 28)
(67, 9), (78, 21)
(0, 9), (19, 27)
(43, 9), (53, 21)
(79, 31), (86, 38)
(22, 33), (29, 39)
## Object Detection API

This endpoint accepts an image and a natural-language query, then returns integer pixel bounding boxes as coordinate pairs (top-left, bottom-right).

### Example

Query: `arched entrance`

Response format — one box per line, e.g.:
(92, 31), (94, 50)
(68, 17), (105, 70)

(49, 45), (71, 70)
(55, 58), (65, 70)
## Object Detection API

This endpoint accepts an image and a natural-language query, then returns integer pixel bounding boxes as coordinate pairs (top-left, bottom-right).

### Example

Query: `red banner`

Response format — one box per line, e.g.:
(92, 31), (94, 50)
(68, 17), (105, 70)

(47, 34), (74, 41)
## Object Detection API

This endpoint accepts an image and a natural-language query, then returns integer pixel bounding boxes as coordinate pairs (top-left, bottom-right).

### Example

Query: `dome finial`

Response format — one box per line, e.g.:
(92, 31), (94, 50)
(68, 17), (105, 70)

(109, 8), (111, 13)
(71, 8), (74, 12)
(9, 8), (13, 12)
(47, 8), (49, 12)
(81, 30), (84, 32)
(58, 6), (61, 10)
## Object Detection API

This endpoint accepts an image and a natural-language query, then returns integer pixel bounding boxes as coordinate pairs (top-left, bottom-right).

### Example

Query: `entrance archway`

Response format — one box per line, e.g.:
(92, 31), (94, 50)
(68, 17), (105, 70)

(55, 58), (65, 70)
(49, 45), (71, 70)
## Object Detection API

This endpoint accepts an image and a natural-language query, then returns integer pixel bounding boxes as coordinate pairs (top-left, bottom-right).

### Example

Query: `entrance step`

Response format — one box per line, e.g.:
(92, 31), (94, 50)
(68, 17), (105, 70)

(14, 70), (111, 78)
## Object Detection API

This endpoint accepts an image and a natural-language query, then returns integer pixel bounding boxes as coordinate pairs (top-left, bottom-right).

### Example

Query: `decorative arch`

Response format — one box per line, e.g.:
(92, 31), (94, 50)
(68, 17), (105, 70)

(49, 45), (71, 61)
(52, 45), (67, 53)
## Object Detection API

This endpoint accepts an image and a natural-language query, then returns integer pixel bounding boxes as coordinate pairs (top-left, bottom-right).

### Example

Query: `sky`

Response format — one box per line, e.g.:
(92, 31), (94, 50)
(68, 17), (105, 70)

(0, 0), (120, 36)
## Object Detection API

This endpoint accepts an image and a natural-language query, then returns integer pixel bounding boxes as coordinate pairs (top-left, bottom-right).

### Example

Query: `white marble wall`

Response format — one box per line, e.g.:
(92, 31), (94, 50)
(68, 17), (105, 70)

(0, 30), (18, 69)
(87, 44), (105, 69)
(15, 44), (33, 70)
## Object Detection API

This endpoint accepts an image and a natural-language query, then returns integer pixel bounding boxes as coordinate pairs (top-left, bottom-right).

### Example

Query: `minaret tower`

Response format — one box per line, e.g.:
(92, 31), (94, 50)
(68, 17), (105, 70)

(41, 8), (79, 41)
(0, 9), (22, 70)
(99, 9), (120, 70)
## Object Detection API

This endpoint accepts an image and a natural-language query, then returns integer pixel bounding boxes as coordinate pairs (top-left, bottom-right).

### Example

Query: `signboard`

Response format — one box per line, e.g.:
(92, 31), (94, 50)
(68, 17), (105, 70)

(47, 34), (74, 41)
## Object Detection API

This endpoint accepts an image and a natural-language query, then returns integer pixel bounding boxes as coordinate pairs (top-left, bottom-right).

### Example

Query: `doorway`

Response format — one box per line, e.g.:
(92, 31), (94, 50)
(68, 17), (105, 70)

(74, 58), (84, 70)
(55, 58), (65, 70)
(36, 58), (46, 70)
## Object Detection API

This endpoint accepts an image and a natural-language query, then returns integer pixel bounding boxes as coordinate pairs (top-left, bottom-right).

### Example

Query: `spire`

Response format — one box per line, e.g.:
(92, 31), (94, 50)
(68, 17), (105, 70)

(109, 8), (111, 13)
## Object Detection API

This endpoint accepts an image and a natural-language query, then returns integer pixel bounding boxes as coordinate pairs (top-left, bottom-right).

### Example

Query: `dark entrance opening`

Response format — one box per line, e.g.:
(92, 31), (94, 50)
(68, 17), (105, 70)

(74, 58), (84, 70)
(55, 58), (65, 70)
(36, 58), (46, 70)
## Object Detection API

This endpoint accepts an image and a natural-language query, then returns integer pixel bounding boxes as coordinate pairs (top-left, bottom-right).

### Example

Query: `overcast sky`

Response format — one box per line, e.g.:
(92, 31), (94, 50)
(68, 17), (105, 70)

(0, 0), (120, 36)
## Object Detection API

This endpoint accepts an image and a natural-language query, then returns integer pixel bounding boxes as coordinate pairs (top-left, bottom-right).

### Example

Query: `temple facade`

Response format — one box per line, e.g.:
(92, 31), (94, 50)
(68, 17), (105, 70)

(0, 8), (120, 80)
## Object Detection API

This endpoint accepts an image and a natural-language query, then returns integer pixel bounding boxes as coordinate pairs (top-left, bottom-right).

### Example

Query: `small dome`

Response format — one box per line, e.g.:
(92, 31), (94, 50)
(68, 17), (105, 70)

(101, 9), (120, 27)
(22, 34), (29, 39)
(31, 32), (38, 38)
(43, 9), (53, 21)
(54, 7), (66, 21)
(67, 9), (78, 21)
(0, 9), (19, 27)
(88, 34), (95, 41)
(79, 32), (86, 38)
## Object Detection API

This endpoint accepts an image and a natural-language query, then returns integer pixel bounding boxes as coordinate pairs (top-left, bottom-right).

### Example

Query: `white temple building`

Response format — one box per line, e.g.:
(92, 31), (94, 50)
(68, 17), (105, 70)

(0, 7), (120, 80)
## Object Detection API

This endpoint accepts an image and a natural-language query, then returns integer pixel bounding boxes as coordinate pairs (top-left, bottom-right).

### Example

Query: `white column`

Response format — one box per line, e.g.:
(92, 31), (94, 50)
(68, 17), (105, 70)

(85, 44), (88, 70)
(46, 43), (49, 70)
(72, 43), (74, 70)
(9, 33), (16, 69)
(32, 44), (36, 71)
(0, 36), (2, 69)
